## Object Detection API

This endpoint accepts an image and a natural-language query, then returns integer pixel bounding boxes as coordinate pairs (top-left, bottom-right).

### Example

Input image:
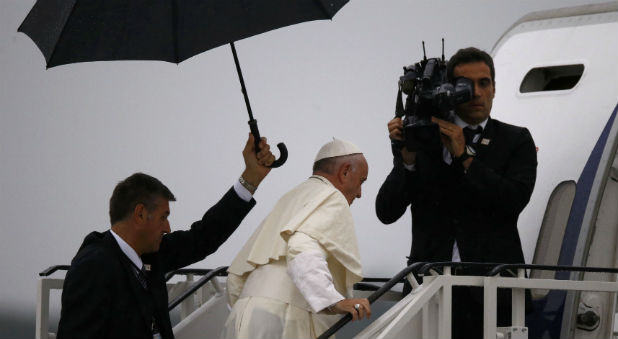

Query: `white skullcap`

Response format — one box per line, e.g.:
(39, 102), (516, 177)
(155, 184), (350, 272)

(314, 138), (362, 162)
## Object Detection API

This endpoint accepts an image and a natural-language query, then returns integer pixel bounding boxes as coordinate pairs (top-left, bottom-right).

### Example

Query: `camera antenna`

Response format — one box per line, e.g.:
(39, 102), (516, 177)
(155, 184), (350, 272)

(441, 38), (445, 62)
(422, 41), (427, 61)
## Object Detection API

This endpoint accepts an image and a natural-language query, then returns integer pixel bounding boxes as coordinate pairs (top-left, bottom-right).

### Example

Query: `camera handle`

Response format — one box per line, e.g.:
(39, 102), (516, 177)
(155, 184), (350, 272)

(395, 86), (405, 118)
(391, 86), (407, 150)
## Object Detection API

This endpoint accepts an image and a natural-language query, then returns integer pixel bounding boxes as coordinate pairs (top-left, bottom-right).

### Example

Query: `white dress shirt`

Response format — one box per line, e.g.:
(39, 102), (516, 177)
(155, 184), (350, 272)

(233, 180), (253, 202)
(110, 228), (143, 269)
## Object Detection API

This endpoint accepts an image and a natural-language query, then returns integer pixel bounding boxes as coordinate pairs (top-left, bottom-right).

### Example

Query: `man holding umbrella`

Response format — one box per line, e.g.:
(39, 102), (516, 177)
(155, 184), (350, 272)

(19, 1), (355, 337)
(57, 134), (275, 339)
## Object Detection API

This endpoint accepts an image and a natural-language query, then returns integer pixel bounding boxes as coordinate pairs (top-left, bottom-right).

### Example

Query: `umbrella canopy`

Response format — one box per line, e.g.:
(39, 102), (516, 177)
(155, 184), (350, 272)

(18, 0), (349, 168)
(18, 0), (348, 68)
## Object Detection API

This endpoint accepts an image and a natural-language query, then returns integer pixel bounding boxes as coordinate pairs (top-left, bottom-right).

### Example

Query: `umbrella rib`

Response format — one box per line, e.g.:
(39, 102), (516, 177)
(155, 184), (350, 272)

(42, 0), (80, 68)
(313, 0), (335, 19)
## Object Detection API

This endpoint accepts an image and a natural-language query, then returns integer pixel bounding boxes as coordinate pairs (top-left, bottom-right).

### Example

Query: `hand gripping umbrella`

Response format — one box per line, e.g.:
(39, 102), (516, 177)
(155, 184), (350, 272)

(18, 0), (350, 168)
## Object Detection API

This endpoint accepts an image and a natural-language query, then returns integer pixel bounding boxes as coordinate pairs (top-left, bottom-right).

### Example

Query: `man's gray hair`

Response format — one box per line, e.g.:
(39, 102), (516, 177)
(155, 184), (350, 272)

(313, 154), (363, 175)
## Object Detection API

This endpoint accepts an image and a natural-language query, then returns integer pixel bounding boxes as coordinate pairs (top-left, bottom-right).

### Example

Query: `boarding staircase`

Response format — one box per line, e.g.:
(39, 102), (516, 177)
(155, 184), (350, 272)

(36, 261), (618, 339)
(321, 263), (618, 339)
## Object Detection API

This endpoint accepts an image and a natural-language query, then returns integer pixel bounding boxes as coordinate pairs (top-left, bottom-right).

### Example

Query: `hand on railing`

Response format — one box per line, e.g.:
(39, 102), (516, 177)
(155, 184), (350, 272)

(329, 298), (371, 321)
(317, 262), (428, 339)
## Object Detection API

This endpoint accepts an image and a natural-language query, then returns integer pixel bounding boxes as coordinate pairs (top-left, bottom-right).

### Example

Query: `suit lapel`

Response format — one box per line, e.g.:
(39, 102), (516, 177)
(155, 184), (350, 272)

(104, 231), (154, 334)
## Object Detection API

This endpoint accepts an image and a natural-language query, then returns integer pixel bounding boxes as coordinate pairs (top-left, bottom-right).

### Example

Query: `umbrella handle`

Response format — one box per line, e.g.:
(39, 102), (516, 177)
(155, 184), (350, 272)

(249, 119), (288, 168)
(270, 143), (288, 168)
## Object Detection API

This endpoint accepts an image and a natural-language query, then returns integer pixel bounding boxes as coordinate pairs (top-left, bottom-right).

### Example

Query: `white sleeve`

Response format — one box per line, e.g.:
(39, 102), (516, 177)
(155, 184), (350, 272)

(233, 180), (253, 202)
(286, 232), (344, 313)
(226, 272), (245, 307)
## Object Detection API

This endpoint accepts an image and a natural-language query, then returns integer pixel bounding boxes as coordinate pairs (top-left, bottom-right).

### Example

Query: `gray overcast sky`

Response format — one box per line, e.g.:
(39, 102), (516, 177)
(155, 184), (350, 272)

(0, 0), (611, 336)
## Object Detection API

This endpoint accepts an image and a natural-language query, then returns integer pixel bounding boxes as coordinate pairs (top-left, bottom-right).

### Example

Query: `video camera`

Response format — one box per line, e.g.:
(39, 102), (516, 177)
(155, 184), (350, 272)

(395, 40), (474, 151)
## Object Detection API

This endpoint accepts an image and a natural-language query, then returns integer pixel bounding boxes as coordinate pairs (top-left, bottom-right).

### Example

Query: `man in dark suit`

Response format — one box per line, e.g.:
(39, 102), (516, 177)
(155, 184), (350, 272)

(375, 47), (537, 338)
(57, 134), (275, 339)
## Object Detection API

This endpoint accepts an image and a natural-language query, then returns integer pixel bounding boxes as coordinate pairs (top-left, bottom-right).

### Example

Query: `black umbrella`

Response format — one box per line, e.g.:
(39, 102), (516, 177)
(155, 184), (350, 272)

(18, 0), (349, 168)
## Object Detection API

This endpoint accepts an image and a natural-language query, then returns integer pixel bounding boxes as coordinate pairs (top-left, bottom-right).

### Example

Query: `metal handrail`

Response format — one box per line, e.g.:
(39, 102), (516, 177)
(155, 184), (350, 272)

(488, 263), (618, 276)
(39, 265), (70, 276)
(38, 265), (223, 280)
(317, 262), (428, 339)
(38, 263), (399, 320)
(418, 261), (506, 276)
(417, 262), (618, 278)
(165, 268), (217, 281)
(37, 264), (229, 312)
(167, 266), (229, 311)
(353, 282), (381, 292)
(359, 277), (390, 283)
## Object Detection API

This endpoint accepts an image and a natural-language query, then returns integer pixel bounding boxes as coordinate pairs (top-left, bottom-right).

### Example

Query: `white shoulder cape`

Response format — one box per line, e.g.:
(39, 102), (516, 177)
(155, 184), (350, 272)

(228, 176), (362, 289)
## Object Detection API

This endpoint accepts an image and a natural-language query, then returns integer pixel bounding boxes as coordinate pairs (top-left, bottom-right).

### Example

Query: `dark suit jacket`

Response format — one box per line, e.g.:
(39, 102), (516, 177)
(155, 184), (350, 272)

(57, 187), (255, 339)
(376, 117), (537, 267)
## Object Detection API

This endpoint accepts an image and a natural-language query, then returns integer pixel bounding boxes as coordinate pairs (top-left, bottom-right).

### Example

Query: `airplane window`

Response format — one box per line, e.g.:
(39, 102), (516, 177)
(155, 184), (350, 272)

(520, 64), (584, 93)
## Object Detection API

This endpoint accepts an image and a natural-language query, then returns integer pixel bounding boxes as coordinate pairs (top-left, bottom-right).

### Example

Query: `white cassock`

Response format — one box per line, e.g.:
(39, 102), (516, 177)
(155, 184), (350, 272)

(222, 175), (363, 339)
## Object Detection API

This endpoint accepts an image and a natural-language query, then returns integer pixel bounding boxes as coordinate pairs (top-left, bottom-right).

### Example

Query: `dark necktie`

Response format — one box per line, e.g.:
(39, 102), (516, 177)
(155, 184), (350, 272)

(134, 265), (149, 289)
(127, 260), (158, 336)
(463, 126), (482, 145)
(135, 266), (160, 337)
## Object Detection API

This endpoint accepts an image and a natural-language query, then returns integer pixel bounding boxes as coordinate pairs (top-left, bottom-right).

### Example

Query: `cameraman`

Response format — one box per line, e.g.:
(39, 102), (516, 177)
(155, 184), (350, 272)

(375, 47), (537, 338)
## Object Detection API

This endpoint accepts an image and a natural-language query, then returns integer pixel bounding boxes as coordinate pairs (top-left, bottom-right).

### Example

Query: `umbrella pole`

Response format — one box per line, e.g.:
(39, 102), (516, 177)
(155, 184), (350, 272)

(229, 42), (288, 168)
(230, 42), (259, 144)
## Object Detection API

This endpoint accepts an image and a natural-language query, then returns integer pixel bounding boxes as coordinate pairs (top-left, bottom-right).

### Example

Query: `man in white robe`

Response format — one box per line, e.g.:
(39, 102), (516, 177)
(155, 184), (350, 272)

(223, 138), (371, 339)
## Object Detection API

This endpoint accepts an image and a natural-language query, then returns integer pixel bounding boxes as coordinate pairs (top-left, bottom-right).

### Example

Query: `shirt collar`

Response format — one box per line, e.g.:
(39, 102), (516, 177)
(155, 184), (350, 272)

(310, 175), (335, 188)
(453, 114), (488, 130)
(110, 229), (143, 269)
